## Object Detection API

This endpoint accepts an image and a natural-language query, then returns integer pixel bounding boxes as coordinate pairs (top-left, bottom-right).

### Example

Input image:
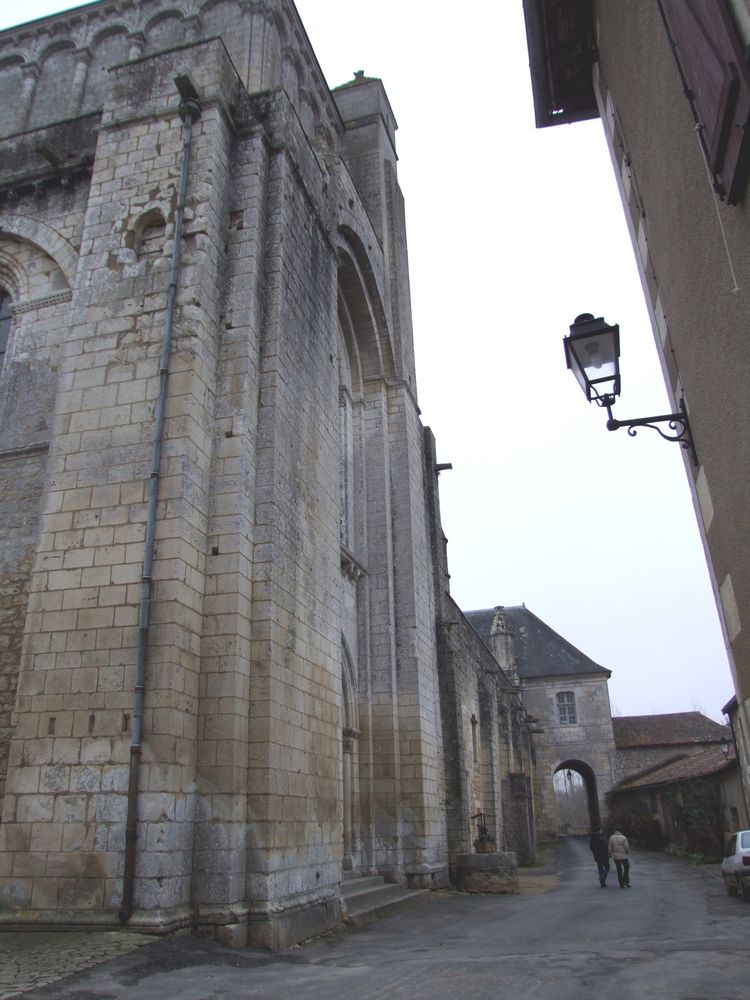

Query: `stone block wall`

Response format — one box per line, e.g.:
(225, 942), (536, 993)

(521, 675), (617, 840)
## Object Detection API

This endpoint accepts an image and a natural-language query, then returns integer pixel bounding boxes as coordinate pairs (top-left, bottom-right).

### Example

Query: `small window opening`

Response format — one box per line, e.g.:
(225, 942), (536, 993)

(134, 211), (166, 257)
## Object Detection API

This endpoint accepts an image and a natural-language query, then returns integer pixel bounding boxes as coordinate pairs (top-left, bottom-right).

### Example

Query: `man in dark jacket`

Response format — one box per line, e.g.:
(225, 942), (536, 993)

(589, 828), (610, 887)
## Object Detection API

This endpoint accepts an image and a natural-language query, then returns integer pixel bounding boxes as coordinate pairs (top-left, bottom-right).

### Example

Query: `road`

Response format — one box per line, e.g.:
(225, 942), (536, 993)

(7, 837), (750, 1000)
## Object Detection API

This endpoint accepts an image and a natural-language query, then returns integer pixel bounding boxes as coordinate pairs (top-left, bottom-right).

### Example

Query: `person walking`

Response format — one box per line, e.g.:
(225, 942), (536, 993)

(608, 828), (631, 888)
(588, 828), (610, 887)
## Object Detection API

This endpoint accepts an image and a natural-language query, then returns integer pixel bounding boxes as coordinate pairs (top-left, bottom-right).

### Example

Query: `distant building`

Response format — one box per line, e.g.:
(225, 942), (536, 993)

(612, 744), (743, 854)
(466, 605), (617, 839)
(522, 0), (750, 812)
(613, 712), (731, 783)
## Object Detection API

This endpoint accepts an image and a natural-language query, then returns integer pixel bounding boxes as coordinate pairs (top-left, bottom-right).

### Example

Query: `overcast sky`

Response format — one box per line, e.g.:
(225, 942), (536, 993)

(1, 1), (736, 721)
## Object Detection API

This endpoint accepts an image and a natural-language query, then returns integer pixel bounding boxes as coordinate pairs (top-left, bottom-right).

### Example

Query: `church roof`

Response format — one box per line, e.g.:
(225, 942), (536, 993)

(614, 744), (735, 791)
(612, 712), (729, 748)
(464, 605), (610, 680)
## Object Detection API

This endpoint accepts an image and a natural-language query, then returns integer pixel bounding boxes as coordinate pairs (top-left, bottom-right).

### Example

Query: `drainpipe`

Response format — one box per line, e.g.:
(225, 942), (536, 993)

(119, 80), (202, 923)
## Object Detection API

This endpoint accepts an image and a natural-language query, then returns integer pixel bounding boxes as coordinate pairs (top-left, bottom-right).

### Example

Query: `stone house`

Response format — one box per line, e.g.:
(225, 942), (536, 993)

(613, 712), (731, 784)
(610, 711), (746, 850)
(522, 0), (750, 821)
(0, 0), (536, 947)
(611, 744), (743, 855)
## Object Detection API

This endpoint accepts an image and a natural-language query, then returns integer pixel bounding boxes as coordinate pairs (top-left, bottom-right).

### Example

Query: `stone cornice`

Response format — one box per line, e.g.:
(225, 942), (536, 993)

(11, 289), (71, 315)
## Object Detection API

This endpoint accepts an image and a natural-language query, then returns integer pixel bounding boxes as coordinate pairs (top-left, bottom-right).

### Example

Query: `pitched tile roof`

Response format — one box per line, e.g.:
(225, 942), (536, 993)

(615, 744), (736, 791)
(612, 712), (729, 748)
(464, 605), (610, 679)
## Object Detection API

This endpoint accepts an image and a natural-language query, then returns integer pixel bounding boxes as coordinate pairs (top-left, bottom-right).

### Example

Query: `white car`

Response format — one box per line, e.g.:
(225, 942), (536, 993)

(721, 830), (750, 901)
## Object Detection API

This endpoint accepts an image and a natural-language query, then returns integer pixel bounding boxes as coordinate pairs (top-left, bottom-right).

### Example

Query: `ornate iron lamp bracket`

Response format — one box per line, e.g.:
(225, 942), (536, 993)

(596, 395), (698, 466)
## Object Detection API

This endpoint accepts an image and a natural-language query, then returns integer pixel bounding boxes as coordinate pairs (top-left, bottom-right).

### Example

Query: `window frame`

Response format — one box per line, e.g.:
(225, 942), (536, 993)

(556, 690), (578, 726)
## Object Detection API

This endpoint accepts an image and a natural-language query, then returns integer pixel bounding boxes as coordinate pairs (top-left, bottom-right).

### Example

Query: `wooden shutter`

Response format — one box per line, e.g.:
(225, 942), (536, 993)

(661, 0), (750, 203)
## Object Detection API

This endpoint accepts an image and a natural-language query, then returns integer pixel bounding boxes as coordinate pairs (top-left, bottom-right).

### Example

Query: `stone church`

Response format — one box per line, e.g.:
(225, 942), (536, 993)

(0, 0), (540, 947)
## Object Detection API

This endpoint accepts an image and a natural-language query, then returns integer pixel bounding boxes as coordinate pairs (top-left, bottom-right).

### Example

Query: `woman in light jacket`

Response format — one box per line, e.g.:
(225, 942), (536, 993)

(608, 829), (631, 888)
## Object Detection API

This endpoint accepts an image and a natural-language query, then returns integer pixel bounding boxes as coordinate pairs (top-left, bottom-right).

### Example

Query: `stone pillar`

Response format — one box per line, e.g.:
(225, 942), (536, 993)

(245, 127), (343, 948)
(16, 64), (39, 132)
(127, 33), (145, 62)
(342, 729), (355, 869)
(70, 50), (91, 115)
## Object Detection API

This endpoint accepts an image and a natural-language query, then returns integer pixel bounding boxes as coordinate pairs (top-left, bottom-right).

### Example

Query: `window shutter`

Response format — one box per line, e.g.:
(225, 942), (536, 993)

(661, 0), (750, 203)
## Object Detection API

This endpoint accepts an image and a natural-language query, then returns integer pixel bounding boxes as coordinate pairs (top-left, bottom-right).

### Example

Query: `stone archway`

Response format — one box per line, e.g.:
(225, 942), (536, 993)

(553, 759), (601, 834)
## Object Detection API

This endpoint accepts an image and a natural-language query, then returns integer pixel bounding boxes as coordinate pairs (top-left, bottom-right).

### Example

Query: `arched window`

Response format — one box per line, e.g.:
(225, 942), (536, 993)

(556, 690), (577, 726)
(134, 211), (166, 257)
(0, 289), (12, 360)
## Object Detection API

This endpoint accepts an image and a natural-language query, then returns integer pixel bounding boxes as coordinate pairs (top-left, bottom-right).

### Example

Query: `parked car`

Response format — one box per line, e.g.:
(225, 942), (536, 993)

(722, 830), (750, 901)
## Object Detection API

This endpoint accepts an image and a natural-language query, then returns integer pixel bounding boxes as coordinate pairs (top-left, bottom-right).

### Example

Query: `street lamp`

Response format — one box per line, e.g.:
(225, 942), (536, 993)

(563, 314), (697, 465)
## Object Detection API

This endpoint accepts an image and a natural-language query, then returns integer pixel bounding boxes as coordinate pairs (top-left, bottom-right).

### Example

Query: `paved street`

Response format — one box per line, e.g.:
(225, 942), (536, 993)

(3, 837), (749, 1000)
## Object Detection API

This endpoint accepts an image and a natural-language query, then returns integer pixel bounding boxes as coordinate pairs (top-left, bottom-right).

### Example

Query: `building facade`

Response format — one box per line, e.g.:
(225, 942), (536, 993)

(523, 0), (750, 816)
(0, 0), (541, 948)
(0, 0), (456, 948)
(466, 605), (617, 840)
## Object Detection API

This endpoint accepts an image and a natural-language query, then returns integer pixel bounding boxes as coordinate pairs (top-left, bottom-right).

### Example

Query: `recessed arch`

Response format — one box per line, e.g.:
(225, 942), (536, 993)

(0, 216), (76, 289)
(341, 634), (361, 872)
(36, 38), (77, 65)
(0, 247), (30, 301)
(341, 634), (359, 732)
(144, 9), (189, 52)
(130, 208), (167, 257)
(144, 7), (189, 33)
(0, 286), (12, 360)
(82, 26), (132, 112)
(88, 23), (132, 47)
(198, 0), (233, 14)
(0, 54), (25, 72)
(337, 229), (394, 394)
(28, 42), (80, 128)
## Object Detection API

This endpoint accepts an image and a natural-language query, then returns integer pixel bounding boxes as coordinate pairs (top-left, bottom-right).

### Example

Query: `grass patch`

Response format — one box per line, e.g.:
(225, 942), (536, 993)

(520, 841), (559, 869)
(663, 845), (721, 865)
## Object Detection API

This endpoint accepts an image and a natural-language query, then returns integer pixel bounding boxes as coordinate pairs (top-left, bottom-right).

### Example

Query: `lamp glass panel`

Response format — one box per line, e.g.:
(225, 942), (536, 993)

(567, 327), (619, 400)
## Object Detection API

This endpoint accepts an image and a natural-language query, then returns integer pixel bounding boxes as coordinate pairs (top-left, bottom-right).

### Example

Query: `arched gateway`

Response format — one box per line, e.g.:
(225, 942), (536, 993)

(553, 759), (601, 833)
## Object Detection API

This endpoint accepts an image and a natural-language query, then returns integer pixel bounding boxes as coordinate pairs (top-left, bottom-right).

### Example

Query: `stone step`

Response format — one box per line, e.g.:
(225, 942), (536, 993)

(341, 874), (390, 896)
(340, 874), (428, 926)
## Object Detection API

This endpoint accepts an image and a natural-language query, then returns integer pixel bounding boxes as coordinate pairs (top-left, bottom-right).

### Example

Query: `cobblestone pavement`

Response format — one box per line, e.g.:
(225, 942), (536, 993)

(0, 930), (156, 999)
